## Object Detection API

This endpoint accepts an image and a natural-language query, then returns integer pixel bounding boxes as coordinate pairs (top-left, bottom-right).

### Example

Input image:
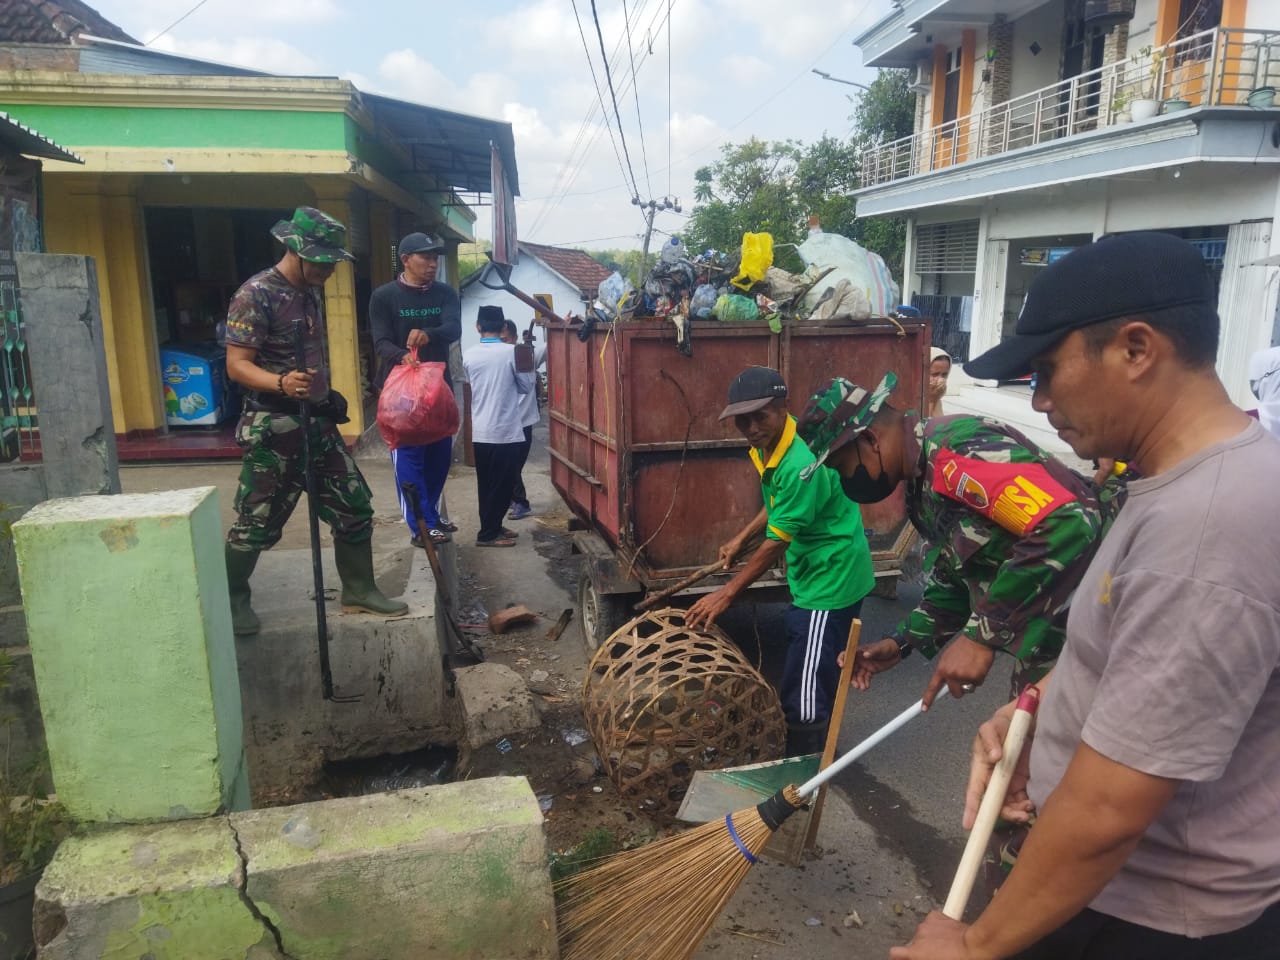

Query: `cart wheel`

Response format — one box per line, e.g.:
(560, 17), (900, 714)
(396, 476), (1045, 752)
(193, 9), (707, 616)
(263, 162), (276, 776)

(578, 573), (633, 653)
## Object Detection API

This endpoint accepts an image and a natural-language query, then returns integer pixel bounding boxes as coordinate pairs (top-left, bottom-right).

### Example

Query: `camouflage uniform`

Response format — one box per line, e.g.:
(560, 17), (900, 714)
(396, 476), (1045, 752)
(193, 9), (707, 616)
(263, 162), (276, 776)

(894, 413), (1125, 692)
(225, 267), (374, 550)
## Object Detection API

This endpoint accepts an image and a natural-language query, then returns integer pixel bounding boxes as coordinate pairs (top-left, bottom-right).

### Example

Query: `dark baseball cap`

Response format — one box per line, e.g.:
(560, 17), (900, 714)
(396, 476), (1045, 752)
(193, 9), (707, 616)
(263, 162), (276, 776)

(719, 366), (788, 420)
(965, 232), (1214, 381)
(398, 232), (446, 258)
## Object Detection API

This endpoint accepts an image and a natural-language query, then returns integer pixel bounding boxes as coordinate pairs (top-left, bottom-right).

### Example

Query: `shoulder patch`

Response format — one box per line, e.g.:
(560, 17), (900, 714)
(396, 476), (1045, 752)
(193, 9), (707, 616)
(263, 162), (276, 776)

(932, 450), (1078, 536)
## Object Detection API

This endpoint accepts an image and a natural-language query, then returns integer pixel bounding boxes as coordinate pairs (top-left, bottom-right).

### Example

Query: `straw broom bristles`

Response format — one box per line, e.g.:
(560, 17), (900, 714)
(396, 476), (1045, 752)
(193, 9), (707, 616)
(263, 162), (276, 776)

(556, 785), (805, 960)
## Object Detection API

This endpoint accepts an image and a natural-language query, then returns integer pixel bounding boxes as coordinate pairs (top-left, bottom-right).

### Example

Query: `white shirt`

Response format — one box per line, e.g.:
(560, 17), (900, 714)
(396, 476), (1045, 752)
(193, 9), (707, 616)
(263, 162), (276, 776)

(517, 344), (546, 429)
(462, 339), (531, 444)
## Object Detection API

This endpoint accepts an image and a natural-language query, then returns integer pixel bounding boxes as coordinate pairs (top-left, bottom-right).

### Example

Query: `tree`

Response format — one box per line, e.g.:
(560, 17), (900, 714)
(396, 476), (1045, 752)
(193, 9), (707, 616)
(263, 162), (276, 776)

(457, 241), (492, 283)
(587, 248), (648, 287)
(683, 138), (806, 267)
(847, 69), (915, 279)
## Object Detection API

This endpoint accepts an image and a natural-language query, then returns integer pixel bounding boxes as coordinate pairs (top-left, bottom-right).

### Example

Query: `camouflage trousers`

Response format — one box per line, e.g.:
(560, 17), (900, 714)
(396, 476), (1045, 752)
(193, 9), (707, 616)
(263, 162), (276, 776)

(226, 411), (374, 551)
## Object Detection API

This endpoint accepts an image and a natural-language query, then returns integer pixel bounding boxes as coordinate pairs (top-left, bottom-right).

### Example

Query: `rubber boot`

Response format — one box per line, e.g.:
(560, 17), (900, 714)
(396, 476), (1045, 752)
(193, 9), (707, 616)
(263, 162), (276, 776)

(225, 545), (261, 637)
(785, 720), (829, 759)
(333, 538), (409, 617)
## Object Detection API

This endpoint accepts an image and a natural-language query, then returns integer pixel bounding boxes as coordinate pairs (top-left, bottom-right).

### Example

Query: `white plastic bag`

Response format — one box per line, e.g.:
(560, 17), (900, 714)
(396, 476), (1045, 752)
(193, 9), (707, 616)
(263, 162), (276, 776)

(797, 232), (900, 318)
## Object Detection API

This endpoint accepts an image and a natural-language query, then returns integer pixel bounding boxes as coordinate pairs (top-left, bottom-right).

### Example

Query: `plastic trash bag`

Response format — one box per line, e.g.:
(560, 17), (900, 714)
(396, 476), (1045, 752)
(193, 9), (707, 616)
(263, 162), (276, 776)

(712, 293), (760, 322)
(598, 271), (636, 319)
(689, 283), (718, 319)
(798, 231), (900, 318)
(731, 232), (774, 291)
(377, 361), (459, 450)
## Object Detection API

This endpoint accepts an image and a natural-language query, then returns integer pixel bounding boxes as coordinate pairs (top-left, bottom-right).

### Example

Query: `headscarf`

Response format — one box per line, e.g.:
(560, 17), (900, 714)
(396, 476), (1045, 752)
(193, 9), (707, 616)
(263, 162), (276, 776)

(1248, 346), (1280, 439)
(927, 347), (951, 418)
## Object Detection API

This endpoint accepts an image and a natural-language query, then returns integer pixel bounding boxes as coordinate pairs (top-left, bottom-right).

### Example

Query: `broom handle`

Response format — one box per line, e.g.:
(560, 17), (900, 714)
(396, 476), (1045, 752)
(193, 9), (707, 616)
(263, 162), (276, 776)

(942, 685), (1041, 920)
(795, 687), (950, 800)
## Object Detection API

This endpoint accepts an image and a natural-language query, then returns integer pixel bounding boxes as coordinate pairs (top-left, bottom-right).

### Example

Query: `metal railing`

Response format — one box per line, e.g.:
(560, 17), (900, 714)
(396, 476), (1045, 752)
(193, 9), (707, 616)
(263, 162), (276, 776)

(0, 280), (36, 462)
(861, 27), (1280, 187)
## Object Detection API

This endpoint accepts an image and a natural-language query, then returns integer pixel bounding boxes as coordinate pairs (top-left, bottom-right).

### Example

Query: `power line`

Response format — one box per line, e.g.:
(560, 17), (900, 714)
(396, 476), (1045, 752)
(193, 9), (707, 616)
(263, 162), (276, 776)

(590, 0), (642, 201)
(530, 0), (659, 235)
(667, 0), (672, 196)
(622, 0), (654, 199)
(569, 0), (635, 206)
(531, 0), (678, 235)
(145, 0), (213, 45)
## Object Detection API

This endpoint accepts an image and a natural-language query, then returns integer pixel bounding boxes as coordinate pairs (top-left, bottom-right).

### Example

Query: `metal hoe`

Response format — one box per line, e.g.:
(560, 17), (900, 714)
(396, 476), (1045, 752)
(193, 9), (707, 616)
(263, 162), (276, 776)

(292, 317), (359, 703)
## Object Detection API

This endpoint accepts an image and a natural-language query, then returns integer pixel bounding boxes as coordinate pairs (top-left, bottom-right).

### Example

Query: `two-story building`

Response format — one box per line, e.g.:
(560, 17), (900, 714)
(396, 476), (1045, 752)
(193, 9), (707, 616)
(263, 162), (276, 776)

(855, 0), (1279, 413)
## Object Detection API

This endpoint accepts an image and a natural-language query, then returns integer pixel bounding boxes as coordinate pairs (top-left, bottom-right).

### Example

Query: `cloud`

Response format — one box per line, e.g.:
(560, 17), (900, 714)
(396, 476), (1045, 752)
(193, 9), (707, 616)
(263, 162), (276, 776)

(148, 35), (322, 75)
(714, 0), (883, 59)
(109, 0), (340, 42)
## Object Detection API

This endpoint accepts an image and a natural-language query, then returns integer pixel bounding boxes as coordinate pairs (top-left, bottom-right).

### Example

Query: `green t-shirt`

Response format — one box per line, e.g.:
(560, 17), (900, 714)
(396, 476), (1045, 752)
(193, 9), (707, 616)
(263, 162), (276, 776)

(750, 416), (875, 610)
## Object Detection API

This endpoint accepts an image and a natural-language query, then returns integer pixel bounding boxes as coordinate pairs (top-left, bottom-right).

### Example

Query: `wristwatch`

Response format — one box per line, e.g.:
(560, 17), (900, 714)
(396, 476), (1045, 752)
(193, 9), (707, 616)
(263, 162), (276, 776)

(894, 635), (913, 660)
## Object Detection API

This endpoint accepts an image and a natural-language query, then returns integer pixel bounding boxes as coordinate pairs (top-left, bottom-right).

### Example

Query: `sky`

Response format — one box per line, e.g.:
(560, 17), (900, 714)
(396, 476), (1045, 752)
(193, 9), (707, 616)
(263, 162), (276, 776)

(89, 0), (893, 252)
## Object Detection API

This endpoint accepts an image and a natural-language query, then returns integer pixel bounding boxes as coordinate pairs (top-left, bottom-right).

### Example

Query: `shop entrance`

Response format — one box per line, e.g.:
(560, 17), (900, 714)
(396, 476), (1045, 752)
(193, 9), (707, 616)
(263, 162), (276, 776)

(144, 207), (288, 430)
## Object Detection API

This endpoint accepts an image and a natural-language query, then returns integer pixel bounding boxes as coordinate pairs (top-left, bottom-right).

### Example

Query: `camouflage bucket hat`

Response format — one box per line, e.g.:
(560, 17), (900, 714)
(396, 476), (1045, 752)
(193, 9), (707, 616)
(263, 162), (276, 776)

(797, 371), (898, 480)
(270, 206), (355, 263)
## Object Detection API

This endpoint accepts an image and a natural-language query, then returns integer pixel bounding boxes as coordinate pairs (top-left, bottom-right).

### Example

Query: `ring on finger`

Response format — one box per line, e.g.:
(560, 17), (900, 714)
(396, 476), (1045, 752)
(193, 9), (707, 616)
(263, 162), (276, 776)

(960, 683), (976, 692)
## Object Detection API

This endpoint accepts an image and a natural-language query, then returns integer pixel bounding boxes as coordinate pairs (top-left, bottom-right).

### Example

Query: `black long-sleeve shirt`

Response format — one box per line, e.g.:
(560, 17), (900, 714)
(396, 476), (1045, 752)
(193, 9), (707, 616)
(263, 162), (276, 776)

(369, 278), (461, 389)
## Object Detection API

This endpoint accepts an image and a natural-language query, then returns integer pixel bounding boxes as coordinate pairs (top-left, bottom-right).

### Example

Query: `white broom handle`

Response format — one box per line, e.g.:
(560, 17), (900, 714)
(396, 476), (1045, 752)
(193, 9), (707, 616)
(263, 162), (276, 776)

(942, 686), (1042, 920)
(796, 687), (950, 800)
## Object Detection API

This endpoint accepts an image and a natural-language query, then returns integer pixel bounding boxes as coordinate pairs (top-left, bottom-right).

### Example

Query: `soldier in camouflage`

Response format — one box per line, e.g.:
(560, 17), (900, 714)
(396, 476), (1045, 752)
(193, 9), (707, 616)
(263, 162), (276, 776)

(798, 371), (1126, 708)
(223, 206), (408, 636)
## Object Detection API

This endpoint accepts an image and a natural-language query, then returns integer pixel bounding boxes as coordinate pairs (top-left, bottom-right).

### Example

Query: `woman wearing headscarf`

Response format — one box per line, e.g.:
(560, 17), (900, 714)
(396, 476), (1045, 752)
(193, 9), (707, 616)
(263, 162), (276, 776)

(1249, 346), (1280, 439)
(926, 347), (951, 418)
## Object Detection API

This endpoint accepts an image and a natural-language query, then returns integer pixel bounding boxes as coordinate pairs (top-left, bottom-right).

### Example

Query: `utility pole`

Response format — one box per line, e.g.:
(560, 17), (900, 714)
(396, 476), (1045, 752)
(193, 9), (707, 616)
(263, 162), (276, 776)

(635, 195), (682, 274)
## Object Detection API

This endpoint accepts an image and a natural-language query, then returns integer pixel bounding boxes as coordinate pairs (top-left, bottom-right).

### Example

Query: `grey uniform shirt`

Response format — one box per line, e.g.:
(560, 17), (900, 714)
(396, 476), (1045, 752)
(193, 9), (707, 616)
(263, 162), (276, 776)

(1029, 421), (1280, 937)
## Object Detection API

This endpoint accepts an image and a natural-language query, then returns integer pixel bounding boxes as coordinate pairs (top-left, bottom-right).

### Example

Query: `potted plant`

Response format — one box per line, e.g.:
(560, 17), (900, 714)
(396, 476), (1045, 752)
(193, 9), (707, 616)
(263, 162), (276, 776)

(1128, 46), (1163, 120)
(1111, 91), (1133, 123)
(0, 648), (70, 959)
(1247, 86), (1277, 108)
(1163, 67), (1192, 113)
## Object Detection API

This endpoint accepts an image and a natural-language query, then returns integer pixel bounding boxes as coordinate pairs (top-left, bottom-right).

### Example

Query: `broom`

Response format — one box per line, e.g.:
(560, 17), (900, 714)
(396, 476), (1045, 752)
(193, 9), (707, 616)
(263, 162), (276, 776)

(557, 684), (1041, 960)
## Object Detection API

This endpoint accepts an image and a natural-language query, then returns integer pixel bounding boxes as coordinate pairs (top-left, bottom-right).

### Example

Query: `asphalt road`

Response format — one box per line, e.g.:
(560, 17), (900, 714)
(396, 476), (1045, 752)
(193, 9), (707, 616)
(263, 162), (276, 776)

(714, 579), (1013, 899)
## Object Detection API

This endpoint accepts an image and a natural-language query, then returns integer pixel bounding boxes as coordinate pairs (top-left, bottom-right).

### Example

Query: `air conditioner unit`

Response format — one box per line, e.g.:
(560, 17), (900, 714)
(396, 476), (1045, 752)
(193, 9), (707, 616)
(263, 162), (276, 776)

(909, 60), (932, 94)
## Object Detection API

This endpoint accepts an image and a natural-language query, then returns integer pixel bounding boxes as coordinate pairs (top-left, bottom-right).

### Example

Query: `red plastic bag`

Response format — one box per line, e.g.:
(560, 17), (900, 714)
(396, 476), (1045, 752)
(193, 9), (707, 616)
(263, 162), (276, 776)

(376, 362), (459, 450)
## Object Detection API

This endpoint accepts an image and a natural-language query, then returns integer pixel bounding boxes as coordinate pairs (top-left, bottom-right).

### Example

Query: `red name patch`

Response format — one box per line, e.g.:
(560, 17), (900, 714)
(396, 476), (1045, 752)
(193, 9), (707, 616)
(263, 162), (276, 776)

(932, 451), (1077, 536)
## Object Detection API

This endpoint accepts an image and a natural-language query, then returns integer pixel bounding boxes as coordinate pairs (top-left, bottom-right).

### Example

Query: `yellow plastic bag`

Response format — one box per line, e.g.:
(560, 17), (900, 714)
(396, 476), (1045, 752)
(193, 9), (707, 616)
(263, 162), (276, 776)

(731, 232), (774, 291)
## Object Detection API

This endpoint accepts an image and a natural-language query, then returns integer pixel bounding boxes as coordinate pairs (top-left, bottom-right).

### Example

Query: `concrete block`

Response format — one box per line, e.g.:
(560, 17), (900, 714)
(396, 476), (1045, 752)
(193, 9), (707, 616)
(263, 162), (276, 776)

(233, 779), (557, 960)
(17, 253), (120, 499)
(35, 817), (282, 959)
(489, 604), (537, 634)
(236, 598), (450, 799)
(13, 488), (249, 822)
(452, 662), (540, 752)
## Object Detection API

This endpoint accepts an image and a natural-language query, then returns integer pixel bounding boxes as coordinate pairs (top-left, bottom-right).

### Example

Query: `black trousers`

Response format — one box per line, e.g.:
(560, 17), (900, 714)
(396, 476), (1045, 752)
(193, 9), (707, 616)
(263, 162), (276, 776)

(511, 425), (534, 508)
(473, 441), (525, 541)
(1013, 899), (1280, 960)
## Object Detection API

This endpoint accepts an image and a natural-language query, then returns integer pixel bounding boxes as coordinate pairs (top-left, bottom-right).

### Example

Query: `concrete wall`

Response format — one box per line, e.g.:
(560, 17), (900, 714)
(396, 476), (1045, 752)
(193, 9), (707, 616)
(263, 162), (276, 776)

(1009, 1), (1065, 98)
(14, 487), (249, 822)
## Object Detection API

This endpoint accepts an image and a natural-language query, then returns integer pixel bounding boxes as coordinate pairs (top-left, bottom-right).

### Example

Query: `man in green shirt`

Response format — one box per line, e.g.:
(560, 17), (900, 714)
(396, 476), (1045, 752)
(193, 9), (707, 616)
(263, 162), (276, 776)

(688, 366), (876, 756)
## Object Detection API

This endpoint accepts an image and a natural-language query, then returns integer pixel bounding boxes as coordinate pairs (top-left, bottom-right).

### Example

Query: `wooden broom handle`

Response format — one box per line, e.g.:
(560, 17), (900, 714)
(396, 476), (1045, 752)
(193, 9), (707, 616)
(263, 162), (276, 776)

(634, 533), (765, 611)
(942, 685), (1042, 920)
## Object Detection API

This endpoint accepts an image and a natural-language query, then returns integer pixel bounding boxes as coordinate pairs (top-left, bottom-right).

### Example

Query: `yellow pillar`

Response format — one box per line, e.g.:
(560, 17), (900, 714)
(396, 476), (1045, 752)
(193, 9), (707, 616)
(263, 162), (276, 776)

(308, 188), (363, 440)
(42, 177), (163, 435)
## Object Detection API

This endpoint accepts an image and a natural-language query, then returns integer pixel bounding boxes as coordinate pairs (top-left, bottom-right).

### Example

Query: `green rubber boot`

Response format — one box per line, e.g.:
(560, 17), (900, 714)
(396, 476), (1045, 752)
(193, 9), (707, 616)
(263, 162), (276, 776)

(224, 545), (261, 636)
(333, 538), (409, 617)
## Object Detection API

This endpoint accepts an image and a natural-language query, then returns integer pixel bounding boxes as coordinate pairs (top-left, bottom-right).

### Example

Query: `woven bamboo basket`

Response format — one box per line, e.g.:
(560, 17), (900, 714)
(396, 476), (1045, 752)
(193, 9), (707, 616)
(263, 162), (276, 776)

(582, 607), (785, 820)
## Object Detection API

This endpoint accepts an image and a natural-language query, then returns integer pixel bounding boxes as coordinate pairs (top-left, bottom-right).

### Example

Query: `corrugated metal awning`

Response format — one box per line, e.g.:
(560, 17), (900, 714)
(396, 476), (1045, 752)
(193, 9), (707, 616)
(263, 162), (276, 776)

(362, 93), (519, 196)
(0, 111), (82, 164)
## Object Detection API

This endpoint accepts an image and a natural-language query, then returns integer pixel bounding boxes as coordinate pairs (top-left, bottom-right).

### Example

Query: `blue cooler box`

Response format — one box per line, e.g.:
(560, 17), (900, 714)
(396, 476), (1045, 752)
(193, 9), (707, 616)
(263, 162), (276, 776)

(161, 343), (228, 426)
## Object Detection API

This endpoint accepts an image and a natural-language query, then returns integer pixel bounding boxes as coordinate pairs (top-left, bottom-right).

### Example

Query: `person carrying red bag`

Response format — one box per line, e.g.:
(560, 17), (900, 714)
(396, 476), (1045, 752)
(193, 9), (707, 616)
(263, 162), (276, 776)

(370, 232), (461, 546)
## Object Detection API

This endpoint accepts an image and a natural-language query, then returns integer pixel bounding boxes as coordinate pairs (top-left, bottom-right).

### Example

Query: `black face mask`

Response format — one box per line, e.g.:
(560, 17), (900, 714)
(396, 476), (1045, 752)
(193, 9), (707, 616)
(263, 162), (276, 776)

(840, 442), (895, 503)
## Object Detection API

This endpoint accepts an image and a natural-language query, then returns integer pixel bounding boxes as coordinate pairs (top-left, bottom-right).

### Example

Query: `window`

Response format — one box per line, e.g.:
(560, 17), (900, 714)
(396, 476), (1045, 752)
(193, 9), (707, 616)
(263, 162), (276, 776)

(942, 47), (962, 125)
(915, 221), (980, 274)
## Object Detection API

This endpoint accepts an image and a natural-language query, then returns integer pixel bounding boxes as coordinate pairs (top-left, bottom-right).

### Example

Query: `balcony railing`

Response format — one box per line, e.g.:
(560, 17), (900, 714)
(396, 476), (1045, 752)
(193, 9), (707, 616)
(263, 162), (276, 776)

(861, 27), (1280, 188)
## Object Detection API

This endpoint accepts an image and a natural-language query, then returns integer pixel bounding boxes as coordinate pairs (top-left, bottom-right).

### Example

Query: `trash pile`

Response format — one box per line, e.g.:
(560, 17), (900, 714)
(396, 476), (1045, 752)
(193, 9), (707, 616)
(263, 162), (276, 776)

(588, 228), (902, 356)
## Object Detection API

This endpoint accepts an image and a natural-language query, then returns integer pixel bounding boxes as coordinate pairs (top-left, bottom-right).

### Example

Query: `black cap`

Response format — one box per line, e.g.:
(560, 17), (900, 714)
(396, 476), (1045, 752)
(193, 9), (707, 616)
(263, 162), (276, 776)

(398, 232), (446, 258)
(719, 366), (787, 420)
(965, 232), (1214, 381)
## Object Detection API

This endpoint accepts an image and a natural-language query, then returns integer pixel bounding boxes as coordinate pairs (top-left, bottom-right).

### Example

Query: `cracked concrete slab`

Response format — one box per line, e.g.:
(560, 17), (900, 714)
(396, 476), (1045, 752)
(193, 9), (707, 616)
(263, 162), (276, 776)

(35, 816), (282, 959)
